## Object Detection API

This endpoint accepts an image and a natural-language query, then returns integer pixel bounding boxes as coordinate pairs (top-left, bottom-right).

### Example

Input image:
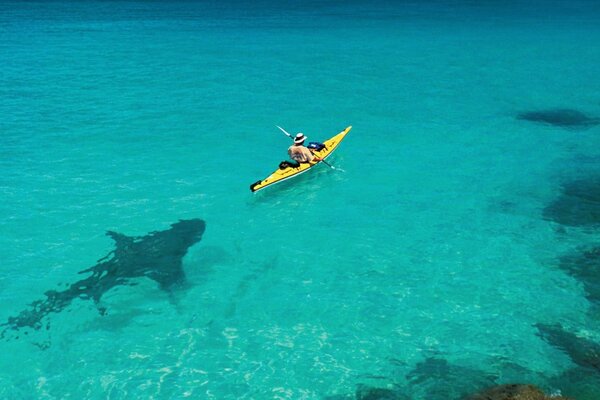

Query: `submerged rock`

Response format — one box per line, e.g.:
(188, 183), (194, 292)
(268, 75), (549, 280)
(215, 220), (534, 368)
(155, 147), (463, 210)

(324, 385), (406, 400)
(542, 177), (600, 227)
(549, 367), (600, 400)
(464, 383), (571, 400)
(406, 357), (497, 400)
(517, 109), (600, 129)
(559, 246), (600, 303)
(536, 323), (600, 372)
(355, 385), (406, 400)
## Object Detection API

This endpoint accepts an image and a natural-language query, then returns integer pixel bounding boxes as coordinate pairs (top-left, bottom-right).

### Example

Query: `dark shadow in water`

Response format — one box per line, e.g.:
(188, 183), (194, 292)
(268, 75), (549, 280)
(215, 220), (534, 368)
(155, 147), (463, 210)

(406, 357), (497, 400)
(323, 385), (406, 400)
(1, 219), (205, 339)
(355, 385), (406, 400)
(324, 358), (565, 400)
(559, 245), (600, 303)
(549, 366), (600, 400)
(536, 323), (600, 372)
(542, 177), (600, 227)
(517, 109), (600, 129)
(464, 383), (569, 400)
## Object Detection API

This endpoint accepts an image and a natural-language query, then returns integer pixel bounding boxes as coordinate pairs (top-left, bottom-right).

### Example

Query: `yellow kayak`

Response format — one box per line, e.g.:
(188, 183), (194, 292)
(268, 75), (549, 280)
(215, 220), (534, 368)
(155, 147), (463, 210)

(250, 126), (352, 192)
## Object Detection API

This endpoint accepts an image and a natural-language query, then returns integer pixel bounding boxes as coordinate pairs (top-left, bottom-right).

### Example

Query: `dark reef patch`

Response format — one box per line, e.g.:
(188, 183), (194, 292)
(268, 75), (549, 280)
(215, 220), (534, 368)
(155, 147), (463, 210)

(464, 383), (571, 400)
(542, 177), (600, 227)
(1, 219), (205, 338)
(517, 109), (600, 129)
(559, 245), (600, 303)
(406, 357), (497, 400)
(549, 367), (600, 400)
(323, 385), (406, 400)
(536, 323), (600, 372)
(355, 385), (406, 400)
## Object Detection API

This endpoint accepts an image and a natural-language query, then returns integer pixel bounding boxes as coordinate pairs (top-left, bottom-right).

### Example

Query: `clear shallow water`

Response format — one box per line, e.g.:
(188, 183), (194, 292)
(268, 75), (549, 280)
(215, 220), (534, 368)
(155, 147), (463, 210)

(1, 1), (600, 399)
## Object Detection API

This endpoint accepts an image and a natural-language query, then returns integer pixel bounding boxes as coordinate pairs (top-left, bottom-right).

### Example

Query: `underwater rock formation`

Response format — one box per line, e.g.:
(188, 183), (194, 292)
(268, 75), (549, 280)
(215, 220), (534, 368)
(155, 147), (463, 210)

(406, 357), (497, 400)
(464, 383), (571, 400)
(543, 177), (600, 227)
(559, 245), (600, 303)
(549, 367), (600, 400)
(1, 219), (205, 338)
(536, 323), (600, 372)
(517, 109), (600, 129)
(355, 385), (406, 400)
(323, 385), (406, 400)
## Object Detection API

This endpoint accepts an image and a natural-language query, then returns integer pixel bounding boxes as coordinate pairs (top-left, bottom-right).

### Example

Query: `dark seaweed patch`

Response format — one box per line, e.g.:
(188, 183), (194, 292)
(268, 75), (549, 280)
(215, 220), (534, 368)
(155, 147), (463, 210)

(559, 246), (600, 303)
(406, 358), (497, 400)
(517, 109), (600, 129)
(536, 323), (600, 372)
(465, 384), (570, 400)
(543, 177), (600, 227)
(355, 385), (406, 400)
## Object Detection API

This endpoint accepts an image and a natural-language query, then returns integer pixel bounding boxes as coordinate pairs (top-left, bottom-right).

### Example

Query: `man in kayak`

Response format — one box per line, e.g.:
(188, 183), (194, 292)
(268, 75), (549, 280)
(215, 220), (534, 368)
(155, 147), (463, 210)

(288, 133), (322, 163)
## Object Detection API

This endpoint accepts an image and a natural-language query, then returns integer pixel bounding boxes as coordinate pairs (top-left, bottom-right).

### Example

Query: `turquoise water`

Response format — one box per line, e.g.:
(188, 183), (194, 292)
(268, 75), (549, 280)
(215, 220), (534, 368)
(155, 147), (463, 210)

(2, 1), (600, 398)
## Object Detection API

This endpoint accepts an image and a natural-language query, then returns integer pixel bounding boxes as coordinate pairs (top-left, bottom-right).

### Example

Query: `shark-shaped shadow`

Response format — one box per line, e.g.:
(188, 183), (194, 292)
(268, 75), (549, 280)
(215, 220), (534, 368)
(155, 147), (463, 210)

(1, 219), (205, 338)
(517, 109), (600, 129)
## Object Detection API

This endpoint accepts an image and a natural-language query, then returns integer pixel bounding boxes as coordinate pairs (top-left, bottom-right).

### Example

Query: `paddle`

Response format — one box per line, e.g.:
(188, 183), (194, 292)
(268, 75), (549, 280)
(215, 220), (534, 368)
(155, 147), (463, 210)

(276, 125), (344, 171)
